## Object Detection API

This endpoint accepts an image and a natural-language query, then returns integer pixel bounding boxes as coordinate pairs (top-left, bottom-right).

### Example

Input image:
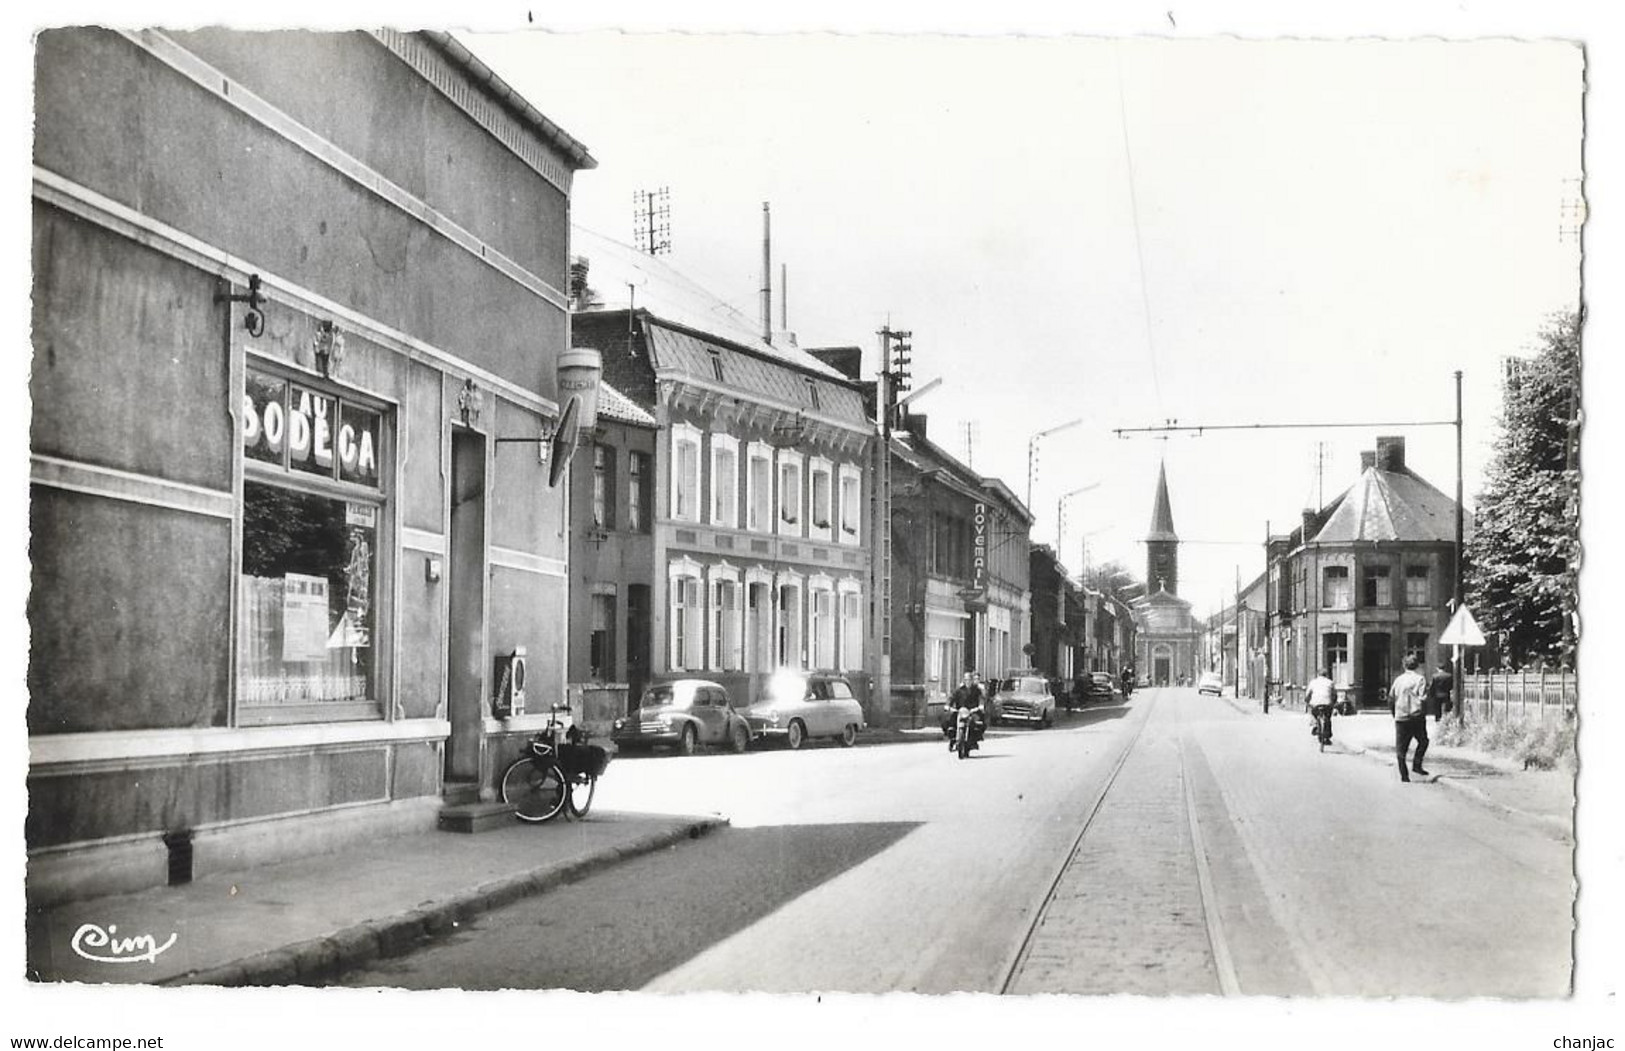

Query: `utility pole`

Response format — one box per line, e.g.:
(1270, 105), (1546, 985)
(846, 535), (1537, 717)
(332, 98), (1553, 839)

(874, 324), (912, 727)
(1454, 369), (1465, 724)
(1234, 564), (1242, 700)
(1264, 520), (1272, 714)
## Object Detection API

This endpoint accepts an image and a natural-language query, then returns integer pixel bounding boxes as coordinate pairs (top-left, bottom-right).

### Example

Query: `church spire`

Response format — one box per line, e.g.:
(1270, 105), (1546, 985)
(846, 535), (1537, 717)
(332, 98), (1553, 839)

(1145, 459), (1180, 596)
(1147, 459), (1178, 542)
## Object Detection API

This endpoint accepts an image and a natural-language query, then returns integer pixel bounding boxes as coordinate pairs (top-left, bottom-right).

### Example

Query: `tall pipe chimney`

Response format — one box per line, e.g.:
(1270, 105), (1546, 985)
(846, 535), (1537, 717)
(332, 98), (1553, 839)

(760, 202), (772, 344)
(781, 263), (788, 330)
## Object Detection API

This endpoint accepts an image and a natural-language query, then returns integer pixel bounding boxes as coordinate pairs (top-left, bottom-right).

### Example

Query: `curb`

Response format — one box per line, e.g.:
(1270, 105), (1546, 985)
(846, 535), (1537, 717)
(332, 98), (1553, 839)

(159, 815), (729, 988)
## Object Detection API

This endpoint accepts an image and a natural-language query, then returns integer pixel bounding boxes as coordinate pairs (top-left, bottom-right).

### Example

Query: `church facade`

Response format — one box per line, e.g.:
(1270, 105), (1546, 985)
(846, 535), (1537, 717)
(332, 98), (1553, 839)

(1132, 462), (1201, 686)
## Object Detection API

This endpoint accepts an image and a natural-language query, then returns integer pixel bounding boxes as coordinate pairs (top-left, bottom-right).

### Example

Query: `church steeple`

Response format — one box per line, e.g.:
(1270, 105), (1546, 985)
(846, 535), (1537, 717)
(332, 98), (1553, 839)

(1146, 460), (1180, 595)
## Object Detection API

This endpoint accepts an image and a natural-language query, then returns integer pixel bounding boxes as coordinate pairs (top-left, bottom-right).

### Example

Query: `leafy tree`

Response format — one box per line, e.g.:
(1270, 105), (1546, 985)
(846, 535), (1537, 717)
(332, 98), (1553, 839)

(1465, 310), (1581, 668)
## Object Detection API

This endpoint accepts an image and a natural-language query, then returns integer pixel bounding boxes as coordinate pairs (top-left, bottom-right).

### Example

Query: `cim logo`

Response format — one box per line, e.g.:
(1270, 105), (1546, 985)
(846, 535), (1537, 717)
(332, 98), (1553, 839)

(70, 923), (178, 965)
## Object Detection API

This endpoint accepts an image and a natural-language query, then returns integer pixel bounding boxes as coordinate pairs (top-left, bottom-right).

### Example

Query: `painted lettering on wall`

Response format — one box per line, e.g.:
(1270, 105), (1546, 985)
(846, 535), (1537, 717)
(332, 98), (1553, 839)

(243, 369), (379, 485)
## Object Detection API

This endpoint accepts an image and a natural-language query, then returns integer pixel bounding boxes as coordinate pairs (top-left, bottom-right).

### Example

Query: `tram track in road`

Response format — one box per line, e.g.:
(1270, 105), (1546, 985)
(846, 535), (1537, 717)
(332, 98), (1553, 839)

(999, 688), (1242, 996)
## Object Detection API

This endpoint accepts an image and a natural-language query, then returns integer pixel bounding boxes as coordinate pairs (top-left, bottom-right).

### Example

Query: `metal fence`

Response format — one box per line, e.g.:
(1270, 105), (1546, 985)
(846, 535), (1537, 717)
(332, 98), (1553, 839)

(1460, 668), (1577, 722)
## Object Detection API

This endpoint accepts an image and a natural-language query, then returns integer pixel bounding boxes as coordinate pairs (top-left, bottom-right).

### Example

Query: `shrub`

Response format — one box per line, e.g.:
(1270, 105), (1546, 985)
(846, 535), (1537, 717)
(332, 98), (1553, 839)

(1435, 713), (1576, 771)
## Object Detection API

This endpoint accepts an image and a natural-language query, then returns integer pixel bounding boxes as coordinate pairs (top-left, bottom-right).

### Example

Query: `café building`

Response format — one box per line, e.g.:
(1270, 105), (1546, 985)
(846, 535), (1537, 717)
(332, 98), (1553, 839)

(27, 28), (595, 903)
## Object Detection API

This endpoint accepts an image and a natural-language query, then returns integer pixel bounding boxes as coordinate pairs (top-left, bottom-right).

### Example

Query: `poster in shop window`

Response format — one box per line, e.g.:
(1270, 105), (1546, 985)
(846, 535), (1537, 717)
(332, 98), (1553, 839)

(281, 573), (330, 663)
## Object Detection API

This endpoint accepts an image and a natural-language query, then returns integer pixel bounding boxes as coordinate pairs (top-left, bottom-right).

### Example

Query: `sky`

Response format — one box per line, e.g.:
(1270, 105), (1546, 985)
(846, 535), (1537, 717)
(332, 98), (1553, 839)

(463, 28), (1583, 615)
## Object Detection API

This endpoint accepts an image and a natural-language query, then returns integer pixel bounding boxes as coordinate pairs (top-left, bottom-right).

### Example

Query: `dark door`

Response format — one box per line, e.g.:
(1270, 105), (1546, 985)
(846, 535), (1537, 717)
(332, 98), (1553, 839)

(1154, 657), (1170, 685)
(1362, 632), (1391, 708)
(445, 429), (486, 785)
(625, 584), (651, 712)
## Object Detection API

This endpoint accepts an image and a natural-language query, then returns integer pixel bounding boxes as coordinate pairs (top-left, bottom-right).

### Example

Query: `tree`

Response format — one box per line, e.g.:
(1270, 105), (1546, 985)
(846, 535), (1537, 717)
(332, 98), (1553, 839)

(1465, 310), (1581, 668)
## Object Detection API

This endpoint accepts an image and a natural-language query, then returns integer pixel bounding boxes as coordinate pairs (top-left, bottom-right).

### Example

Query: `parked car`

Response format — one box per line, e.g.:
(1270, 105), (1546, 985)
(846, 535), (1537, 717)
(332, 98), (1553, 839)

(992, 675), (1056, 728)
(745, 671), (867, 749)
(611, 679), (751, 755)
(1083, 672), (1120, 705)
(1197, 671), (1224, 697)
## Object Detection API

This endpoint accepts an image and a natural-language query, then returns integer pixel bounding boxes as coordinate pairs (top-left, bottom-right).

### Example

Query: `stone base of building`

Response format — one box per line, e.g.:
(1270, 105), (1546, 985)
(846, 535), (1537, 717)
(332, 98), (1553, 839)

(25, 797), (442, 908)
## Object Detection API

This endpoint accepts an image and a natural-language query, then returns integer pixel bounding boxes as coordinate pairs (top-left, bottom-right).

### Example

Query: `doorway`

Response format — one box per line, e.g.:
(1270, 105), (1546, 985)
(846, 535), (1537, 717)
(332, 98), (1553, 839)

(444, 429), (486, 786)
(626, 584), (650, 711)
(1361, 632), (1391, 708)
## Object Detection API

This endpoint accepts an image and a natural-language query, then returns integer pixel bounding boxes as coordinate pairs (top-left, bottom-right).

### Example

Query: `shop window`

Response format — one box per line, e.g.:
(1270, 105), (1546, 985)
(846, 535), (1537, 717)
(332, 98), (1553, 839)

(238, 367), (385, 725)
(1322, 565), (1351, 609)
(1405, 564), (1430, 606)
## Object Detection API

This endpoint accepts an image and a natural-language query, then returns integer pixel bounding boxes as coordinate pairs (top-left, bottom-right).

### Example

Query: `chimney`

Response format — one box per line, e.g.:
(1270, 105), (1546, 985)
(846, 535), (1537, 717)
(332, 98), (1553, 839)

(903, 413), (929, 443)
(1375, 435), (1406, 472)
(1360, 450), (1376, 472)
(760, 203), (772, 344)
(1301, 508), (1318, 543)
(807, 346), (863, 381)
(568, 256), (590, 310)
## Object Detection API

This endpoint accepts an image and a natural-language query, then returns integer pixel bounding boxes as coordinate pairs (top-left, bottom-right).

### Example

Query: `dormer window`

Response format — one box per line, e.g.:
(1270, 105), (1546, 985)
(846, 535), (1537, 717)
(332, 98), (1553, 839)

(806, 380), (821, 411)
(709, 350), (725, 383)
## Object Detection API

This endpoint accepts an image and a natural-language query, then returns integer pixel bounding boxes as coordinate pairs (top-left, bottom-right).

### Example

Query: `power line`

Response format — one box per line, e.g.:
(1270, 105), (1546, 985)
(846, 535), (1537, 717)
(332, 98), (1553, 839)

(1113, 44), (1164, 416)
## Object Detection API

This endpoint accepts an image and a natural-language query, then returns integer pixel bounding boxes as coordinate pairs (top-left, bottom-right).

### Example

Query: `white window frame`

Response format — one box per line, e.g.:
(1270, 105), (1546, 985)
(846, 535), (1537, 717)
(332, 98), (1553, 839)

(808, 574), (836, 669)
(708, 562), (744, 671)
(669, 422), (702, 523)
(808, 456), (834, 542)
(837, 463), (862, 545)
(777, 449), (804, 536)
(746, 440), (774, 533)
(775, 570), (805, 669)
(710, 433), (740, 529)
(837, 578), (863, 672)
(668, 557), (704, 671)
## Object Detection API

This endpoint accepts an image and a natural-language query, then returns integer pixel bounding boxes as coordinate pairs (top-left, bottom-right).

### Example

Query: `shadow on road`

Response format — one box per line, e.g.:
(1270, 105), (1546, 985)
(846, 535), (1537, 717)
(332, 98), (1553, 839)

(339, 821), (922, 992)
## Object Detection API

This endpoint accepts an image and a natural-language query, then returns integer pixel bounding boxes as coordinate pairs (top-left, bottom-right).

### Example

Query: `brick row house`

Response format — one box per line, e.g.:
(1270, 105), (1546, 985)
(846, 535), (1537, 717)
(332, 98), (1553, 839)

(1266, 436), (1470, 708)
(567, 229), (874, 713)
(28, 29), (593, 902)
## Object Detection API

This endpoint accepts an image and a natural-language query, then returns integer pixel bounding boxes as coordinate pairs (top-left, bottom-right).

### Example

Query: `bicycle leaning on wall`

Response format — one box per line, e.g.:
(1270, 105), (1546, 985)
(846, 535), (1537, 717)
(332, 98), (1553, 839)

(500, 704), (611, 822)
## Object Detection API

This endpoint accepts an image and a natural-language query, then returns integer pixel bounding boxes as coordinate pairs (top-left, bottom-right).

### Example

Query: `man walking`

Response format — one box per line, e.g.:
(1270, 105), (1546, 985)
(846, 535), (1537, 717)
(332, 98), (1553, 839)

(1428, 658), (1455, 722)
(1391, 653), (1431, 781)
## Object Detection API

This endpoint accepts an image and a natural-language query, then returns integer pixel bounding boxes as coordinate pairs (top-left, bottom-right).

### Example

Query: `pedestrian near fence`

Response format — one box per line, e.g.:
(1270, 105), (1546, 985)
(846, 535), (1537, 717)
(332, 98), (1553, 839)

(1391, 653), (1430, 782)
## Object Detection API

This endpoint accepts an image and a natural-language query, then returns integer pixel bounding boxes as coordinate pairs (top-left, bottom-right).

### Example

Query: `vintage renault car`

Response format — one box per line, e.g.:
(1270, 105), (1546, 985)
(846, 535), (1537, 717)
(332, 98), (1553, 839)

(992, 674), (1057, 728)
(611, 679), (751, 755)
(745, 671), (866, 750)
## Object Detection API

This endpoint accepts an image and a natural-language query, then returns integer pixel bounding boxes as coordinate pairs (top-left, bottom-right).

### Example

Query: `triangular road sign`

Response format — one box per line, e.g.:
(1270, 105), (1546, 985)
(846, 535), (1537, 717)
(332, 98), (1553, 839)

(1440, 603), (1486, 647)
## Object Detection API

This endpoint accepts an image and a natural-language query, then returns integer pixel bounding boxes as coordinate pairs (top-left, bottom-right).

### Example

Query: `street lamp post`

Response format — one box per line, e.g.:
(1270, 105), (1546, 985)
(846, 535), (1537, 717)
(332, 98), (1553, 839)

(1027, 418), (1084, 511)
(1056, 481), (1101, 557)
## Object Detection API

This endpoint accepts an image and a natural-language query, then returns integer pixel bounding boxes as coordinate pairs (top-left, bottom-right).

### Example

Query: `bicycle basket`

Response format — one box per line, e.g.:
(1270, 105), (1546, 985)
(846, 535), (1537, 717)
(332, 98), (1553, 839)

(557, 742), (610, 778)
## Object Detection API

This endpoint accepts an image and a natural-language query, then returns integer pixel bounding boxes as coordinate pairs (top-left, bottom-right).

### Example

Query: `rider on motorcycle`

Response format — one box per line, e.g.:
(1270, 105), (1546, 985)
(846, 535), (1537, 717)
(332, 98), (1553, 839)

(942, 672), (988, 751)
(1306, 669), (1337, 744)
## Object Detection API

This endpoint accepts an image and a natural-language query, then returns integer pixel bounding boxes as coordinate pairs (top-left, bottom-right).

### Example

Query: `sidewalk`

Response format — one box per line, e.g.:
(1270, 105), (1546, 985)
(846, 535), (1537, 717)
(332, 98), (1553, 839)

(1220, 692), (1574, 839)
(26, 810), (727, 988)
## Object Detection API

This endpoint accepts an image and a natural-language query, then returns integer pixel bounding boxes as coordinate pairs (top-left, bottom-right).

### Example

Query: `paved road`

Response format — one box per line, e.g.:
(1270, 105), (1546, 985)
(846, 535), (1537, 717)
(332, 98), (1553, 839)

(339, 688), (1572, 996)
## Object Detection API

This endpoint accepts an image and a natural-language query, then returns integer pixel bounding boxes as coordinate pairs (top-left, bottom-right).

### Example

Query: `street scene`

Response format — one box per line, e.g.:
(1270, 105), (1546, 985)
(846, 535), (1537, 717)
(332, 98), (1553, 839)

(13, 9), (1611, 1049)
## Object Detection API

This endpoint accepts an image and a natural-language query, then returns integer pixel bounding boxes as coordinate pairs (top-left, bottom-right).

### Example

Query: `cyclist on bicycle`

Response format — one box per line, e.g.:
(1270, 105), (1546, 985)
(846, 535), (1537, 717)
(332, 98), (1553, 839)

(1306, 669), (1337, 745)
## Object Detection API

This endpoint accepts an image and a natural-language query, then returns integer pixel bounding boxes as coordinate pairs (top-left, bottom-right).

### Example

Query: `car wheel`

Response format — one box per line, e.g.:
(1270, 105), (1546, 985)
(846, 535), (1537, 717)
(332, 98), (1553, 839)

(730, 721), (750, 754)
(678, 725), (698, 756)
(839, 723), (857, 747)
(786, 720), (807, 750)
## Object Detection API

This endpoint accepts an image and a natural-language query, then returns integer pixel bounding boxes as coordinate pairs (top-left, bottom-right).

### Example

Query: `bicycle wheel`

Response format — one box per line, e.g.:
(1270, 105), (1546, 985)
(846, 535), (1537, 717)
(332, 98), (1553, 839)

(567, 774), (597, 818)
(501, 757), (567, 823)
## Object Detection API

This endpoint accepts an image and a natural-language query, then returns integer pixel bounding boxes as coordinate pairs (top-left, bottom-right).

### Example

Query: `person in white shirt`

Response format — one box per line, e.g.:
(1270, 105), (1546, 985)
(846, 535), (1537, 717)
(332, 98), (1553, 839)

(1390, 653), (1431, 782)
(1306, 671), (1337, 744)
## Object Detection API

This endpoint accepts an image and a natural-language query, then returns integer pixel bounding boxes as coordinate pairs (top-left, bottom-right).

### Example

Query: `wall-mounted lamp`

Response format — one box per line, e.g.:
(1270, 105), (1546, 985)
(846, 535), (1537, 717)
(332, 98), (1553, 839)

(313, 320), (345, 378)
(214, 273), (266, 337)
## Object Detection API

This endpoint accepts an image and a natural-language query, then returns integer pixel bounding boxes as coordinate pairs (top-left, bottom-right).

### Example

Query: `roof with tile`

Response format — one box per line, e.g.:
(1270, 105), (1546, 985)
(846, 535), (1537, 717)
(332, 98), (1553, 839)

(593, 379), (656, 428)
(1313, 465), (1470, 544)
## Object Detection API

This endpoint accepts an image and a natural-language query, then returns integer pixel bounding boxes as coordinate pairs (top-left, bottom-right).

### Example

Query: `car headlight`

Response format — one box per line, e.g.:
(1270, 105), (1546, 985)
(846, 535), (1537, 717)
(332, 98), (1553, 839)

(613, 718), (625, 731)
(768, 712), (781, 726)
